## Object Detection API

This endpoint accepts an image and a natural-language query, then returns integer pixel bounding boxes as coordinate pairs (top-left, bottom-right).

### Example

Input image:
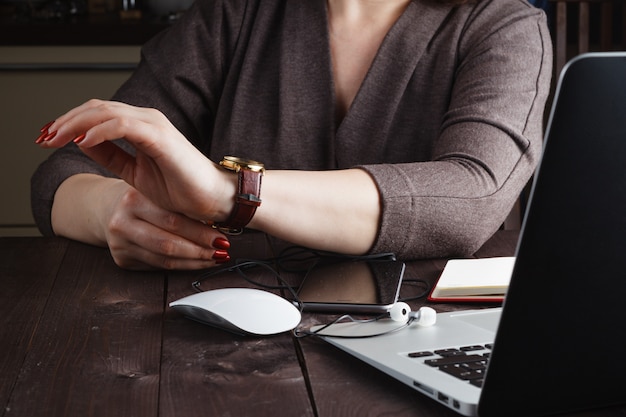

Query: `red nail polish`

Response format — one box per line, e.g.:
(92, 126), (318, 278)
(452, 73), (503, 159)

(213, 237), (231, 250)
(40, 121), (54, 133)
(212, 250), (229, 260)
(35, 130), (48, 144)
(215, 255), (231, 265)
(42, 131), (57, 141)
(73, 133), (87, 144)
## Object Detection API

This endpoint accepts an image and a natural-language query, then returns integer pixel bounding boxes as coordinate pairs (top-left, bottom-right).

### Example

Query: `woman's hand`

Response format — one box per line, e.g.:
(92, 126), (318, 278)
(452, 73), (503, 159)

(103, 183), (232, 270)
(39, 99), (235, 224)
(51, 175), (232, 270)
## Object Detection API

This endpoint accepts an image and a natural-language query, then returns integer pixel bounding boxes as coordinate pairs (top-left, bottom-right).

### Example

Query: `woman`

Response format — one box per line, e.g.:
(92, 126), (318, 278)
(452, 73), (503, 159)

(31, 0), (552, 270)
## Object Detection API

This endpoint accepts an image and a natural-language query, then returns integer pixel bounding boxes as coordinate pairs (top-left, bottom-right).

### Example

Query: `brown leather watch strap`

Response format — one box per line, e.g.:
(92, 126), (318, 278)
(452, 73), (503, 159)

(215, 168), (263, 234)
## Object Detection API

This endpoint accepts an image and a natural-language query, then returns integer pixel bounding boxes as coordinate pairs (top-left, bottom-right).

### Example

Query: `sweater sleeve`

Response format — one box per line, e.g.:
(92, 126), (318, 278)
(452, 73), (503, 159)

(360, 2), (553, 259)
(29, 0), (247, 236)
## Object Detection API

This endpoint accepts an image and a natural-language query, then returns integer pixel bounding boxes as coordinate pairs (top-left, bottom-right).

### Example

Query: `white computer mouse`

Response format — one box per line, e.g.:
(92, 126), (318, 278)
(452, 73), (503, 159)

(169, 288), (302, 336)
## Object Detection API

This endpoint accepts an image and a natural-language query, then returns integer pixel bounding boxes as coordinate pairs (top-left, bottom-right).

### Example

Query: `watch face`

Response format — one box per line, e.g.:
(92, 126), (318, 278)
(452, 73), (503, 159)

(222, 156), (265, 172)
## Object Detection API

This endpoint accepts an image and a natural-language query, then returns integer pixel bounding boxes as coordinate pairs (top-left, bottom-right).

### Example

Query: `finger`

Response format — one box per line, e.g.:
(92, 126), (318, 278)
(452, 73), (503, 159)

(78, 139), (141, 187)
(45, 99), (106, 133)
(122, 188), (231, 251)
(108, 209), (227, 264)
(108, 224), (229, 270)
(39, 100), (116, 145)
(105, 188), (231, 270)
(129, 198), (227, 249)
(41, 100), (165, 149)
(110, 244), (223, 271)
(53, 100), (156, 131)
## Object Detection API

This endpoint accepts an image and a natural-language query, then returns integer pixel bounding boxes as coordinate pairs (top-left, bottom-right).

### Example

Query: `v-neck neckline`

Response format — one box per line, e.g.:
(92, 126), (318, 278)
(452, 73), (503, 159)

(323, 1), (451, 138)
(325, 1), (414, 131)
(325, 1), (413, 129)
(275, 0), (453, 167)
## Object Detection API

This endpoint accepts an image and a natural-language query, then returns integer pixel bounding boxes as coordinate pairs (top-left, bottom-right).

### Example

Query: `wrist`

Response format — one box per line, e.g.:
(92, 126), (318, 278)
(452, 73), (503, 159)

(213, 165), (238, 222)
(212, 156), (265, 234)
(94, 178), (135, 245)
(52, 174), (126, 246)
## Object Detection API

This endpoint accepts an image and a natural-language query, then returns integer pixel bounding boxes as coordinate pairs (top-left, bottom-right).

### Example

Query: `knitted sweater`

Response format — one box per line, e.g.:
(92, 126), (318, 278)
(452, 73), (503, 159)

(31, 0), (552, 259)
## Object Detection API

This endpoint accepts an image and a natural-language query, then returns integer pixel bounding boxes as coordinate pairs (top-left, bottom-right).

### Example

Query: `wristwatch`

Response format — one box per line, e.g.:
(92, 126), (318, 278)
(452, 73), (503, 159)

(214, 156), (265, 235)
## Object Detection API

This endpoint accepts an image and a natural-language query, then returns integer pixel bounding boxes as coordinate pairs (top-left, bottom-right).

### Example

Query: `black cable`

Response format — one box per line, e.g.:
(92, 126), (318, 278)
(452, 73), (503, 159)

(293, 315), (416, 339)
(190, 246), (431, 339)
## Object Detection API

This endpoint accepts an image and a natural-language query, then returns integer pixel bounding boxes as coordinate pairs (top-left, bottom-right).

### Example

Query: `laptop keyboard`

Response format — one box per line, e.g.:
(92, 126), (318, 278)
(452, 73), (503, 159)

(408, 344), (493, 388)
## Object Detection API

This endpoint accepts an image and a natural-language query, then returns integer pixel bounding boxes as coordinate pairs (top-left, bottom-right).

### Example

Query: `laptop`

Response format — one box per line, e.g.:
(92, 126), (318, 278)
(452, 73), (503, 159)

(313, 52), (626, 417)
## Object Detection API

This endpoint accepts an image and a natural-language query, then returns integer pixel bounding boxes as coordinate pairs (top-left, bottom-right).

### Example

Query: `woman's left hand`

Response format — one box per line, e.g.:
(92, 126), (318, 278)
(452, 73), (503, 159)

(39, 99), (234, 224)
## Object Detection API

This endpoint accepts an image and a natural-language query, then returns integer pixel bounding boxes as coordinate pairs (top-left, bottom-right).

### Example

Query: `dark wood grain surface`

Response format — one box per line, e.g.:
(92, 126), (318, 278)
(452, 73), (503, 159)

(2, 231), (625, 417)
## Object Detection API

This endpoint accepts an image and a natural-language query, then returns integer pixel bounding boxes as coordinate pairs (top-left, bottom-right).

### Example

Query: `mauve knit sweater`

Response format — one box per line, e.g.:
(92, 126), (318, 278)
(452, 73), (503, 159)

(31, 0), (552, 259)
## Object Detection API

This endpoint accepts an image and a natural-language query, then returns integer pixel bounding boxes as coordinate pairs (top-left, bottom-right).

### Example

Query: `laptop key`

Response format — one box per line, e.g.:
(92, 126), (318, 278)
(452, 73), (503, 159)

(411, 345), (492, 387)
(434, 348), (464, 357)
(470, 378), (484, 388)
(460, 345), (485, 352)
(424, 354), (484, 367)
(408, 351), (435, 358)
(463, 360), (488, 371)
(439, 365), (486, 381)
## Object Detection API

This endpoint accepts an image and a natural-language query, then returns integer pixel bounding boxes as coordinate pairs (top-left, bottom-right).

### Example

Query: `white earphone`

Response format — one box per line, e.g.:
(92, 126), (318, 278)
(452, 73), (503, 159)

(388, 302), (437, 326)
(297, 301), (436, 338)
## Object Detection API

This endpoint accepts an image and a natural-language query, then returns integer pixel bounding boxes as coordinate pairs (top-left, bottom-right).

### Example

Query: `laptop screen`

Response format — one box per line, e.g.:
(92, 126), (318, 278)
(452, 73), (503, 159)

(478, 52), (626, 417)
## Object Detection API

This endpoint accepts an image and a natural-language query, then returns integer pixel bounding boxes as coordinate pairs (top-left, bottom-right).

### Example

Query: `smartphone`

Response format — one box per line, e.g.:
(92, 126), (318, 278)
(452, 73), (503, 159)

(295, 258), (405, 314)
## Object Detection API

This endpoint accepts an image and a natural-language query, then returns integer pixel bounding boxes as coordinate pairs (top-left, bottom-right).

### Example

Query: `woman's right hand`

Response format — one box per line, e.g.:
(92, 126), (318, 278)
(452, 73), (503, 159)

(39, 100), (235, 225)
(52, 175), (231, 270)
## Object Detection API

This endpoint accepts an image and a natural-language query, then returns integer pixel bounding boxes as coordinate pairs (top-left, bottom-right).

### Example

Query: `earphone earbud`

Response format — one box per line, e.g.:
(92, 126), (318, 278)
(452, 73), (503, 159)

(388, 302), (437, 326)
(389, 302), (412, 321)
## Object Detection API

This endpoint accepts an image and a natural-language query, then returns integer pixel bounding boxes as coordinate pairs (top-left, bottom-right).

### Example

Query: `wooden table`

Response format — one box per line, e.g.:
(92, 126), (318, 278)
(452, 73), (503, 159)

(1, 231), (624, 417)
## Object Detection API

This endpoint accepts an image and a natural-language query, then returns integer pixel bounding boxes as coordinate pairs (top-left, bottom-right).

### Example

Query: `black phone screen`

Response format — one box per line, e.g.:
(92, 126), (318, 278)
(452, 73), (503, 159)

(295, 259), (405, 313)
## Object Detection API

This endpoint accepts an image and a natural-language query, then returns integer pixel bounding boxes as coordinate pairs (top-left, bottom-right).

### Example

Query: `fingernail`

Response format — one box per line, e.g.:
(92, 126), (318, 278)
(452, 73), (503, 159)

(40, 121), (54, 133)
(212, 250), (230, 260)
(35, 130), (48, 144)
(215, 255), (231, 265)
(213, 237), (231, 250)
(42, 131), (57, 141)
(73, 133), (87, 144)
